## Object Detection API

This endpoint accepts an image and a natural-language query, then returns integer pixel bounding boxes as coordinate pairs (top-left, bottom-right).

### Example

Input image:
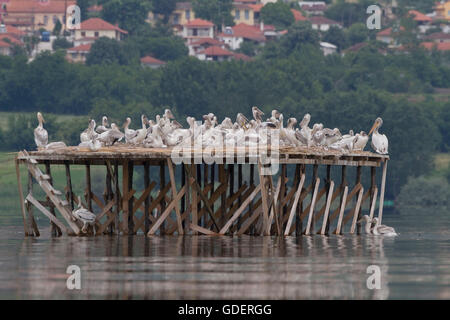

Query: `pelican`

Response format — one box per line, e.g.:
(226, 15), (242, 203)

(353, 131), (369, 151)
(163, 109), (175, 121)
(371, 217), (398, 236)
(358, 215), (373, 234)
(34, 112), (48, 149)
(128, 115), (148, 145)
(97, 123), (124, 146)
(80, 119), (97, 143)
(45, 141), (67, 150)
(295, 113), (312, 146)
(72, 196), (96, 233)
(369, 117), (388, 154)
(267, 109), (281, 123)
(124, 117), (138, 143)
(323, 128), (342, 147)
(78, 136), (101, 151)
(96, 116), (109, 134)
(236, 113), (249, 130)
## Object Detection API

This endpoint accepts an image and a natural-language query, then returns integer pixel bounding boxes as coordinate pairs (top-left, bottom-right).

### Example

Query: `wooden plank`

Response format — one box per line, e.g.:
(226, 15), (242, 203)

(94, 199), (116, 222)
(144, 161), (151, 234)
(334, 186), (349, 235)
(190, 224), (219, 236)
(219, 184), (261, 235)
(167, 158), (183, 235)
(284, 173), (306, 236)
(236, 200), (262, 236)
(15, 158), (30, 236)
(267, 176), (281, 235)
(304, 178), (320, 235)
(350, 187), (365, 234)
(45, 161), (62, 236)
(192, 164), (198, 235)
(26, 194), (69, 234)
(319, 181), (335, 235)
(148, 185), (186, 235)
(258, 163), (270, 235)
(377, 160), (388, 224)
(369, 187), (378, 220)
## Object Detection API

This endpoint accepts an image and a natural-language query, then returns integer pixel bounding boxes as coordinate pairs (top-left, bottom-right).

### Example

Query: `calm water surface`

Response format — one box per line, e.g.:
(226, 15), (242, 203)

(0, 211), (449, 299)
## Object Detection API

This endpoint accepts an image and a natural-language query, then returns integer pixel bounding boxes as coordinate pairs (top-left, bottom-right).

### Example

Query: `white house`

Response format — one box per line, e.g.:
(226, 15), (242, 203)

(320, 42), (337, 55)
(73, 18), (128, 47)
(309, 16), (342, 32)
(182, 18), (214, 44)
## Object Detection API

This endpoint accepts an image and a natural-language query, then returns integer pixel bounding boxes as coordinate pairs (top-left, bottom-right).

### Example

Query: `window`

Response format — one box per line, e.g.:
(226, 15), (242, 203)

(81, 31), (86, 37)
(43, 16), (48, 25)
(186, 10), (190, 20)
(235, 10), (240, 19)
(245, 10), (249, 20)
(94, 31), (99, 37)
(53, 16), (58, 24)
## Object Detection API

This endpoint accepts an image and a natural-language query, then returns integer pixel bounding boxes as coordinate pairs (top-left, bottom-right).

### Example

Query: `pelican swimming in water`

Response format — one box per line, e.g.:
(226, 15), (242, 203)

(72, 196), (96, 233)
(96, 116), (109, 134)
(371, 217), (397, 236)
(34, 112), (48, 149)
(369, 117), (388, 154)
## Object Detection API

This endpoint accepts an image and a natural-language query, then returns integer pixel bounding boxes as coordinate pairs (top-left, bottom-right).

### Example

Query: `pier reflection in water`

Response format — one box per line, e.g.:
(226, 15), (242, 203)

(1, 214), (449, 300)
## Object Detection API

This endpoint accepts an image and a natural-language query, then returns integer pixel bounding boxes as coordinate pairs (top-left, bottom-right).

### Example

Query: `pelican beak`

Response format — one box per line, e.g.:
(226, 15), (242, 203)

(368, 122), (378, 136)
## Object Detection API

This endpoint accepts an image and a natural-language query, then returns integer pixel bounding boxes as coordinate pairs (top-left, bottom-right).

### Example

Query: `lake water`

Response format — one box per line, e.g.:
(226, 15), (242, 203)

(0, 211), (449, 299)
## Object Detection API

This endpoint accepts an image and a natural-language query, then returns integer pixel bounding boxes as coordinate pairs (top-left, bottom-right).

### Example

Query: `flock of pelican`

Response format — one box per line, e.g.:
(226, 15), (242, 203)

(34, 108), (389, 155)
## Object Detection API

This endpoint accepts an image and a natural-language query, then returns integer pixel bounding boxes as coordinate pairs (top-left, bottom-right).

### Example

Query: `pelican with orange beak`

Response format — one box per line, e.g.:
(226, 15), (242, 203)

(369, 117), (388, 154)
(34, 112), (48, 149)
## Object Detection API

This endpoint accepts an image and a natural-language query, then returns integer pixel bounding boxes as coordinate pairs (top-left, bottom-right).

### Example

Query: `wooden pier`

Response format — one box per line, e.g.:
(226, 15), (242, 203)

(15, 146), (389, 237)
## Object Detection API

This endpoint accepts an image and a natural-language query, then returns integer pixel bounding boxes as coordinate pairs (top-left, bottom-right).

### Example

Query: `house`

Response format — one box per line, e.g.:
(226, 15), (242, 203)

(291, 9), (307, 22)
(320, 41), (337, 55)
(2, 0), (75, 32)
(309, 16), (341, 32)
(73, 18), (128, 46)
(170, 2), (195, 25)
(188, 37), (225, 56)
(434, 1), (450, 20)
(0, 39), (13, 55)
(408, 10), (433, 33)
(232, 2), (261, 26)
(376, 26), (404, 45)
(197, 45), (234, 61)
(421, 41), (450, 51)
(298, 2), (327, 16)
(140, 55), (166, 69)
(66, 43), (91, 63)
(217, 23), (265, 50)
(182, 18), (214, 44)
(425, 32), (450, 43)
(0, 24), (25, 40)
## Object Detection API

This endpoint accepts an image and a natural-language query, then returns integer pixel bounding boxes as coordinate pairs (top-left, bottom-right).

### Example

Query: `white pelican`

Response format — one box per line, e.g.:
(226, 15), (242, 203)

(369, 117), (388, 154)
(97, 123), (124, 146)
(353, 131), (369, 151)
(124, 117), (138, 143)
(128, 115), (148, 145)
(80, 119), (97, 143)
(295, 113), (312, 146)
(96, 116), (109, 134)
(358, 215), (373, 234)
(45, 141), (67, 150)
(236, 113), (249, 130)
(34, 112), (48, 149)
(163, 109), (175, 121)
(323, 128), (342, 147)
(371, 217), (398, 236)
(72, 196), (96, 233)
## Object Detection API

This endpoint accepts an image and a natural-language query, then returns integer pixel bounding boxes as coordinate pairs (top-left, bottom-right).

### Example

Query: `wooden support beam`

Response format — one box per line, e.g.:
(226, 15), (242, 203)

(319, 181), (335, 235)
(122, 161), (129, 234)
(258, 163), (270, 235)
(377, 160), (388, 224)
(236, 200), (262, 236)
(334, 186), (349, 235)
(85, 164), (92, 212)
(219, 184), (261, 235)
(114, 161), (120, 233)
(192, 164), (198, 235)
(26, 194), (69, 234)
(304, 178), (320, 235)
(15, 158), (30, 236)
(167, 158), (183, 235)
(267, 176), (282, 235)
(369, 187), (378, 220)
(350, 187), (365, 234)
(127, 161), (134, 234)
(144, 161), (151, 234)
(65, 161), (74, 210)
(159, 162), (166, 235)
(190, 224), (219, 236)
(284, 173), (306, 236)
(147, 185), (186, 236)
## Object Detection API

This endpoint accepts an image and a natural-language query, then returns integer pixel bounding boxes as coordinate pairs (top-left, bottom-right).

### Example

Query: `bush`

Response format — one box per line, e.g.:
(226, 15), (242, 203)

(396, 176), (450, 210)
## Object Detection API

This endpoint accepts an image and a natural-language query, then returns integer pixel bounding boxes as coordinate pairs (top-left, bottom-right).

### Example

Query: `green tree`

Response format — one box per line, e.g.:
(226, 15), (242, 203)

(323, 26), (348, 51)
(193, 0), (234, 29)
(346, 23), (369, 46)
(260, 1), (295, 30)
(152, 0), (177, 23)
(52, 37), (73, 51)
(102, 0), (152, 34)
(53, 19), (62, 36)
(86, 37), (139, 65)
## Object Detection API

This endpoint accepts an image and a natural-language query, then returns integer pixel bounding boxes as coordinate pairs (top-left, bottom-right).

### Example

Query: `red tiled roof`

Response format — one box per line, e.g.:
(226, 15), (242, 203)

(421, 41), (450, 51)
(301, 4), (327, 11)
(408, 10), (432, 22)
(343, 42), (368, 53)
(218, 23), (265, 42)
(190, 38), (224, 46)
(309, 16), (341, 26)
(0, 35), (23, 46)
(248, 4), (264, 12)
(5, 0), (76, 13)
(200, 46), (233, 56)
(233, 52), (251, 61)
(67, 43), (92, 52)
(0, 40), (11, 48)
(377, 26), (404, 36)
(79, 18), (128, 34)
(140, 55), (166, 65)
(425, 32), (450, 40)
(291, 9), (307, 22)
(2, 24), (26, 37)
(185, 18), (214, 27)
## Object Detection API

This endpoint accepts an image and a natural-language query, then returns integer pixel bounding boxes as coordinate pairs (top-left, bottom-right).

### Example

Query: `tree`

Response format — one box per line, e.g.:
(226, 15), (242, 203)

(346, 23), (369, 46)
(277, 21), (320, 55)
(52, 19), (62, 36)
(325, 0), (373, 28)
(193, 0), (234, 29)
(86, 37), (138, 65)
(52, 37), (73, 51)
(77, 0), (91, 22)
(102, 0), (152, 34)
(260, 2), (295, 30)
(152, 0), (177, 23)
(323, 26), (348, 51)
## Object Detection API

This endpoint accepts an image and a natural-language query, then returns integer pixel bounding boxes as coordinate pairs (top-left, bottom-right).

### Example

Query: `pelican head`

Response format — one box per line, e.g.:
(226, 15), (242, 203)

(123, 117), (131, 129)
(369, 117), (383, 136)
(300, 113), (311, 128)
(111, 123), (119, 130)
(37, 112), (45, 124)
(102, 116), (108, 127)
(357, 214), (371, 224)
(287, 117), (297, 129)
(164, 109), (175, 120)
(271, 109), (281, 119)
(89, 119), (96, 129)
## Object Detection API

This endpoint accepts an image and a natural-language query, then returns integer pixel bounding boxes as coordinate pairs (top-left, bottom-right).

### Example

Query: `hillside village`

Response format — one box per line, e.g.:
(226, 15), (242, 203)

(1, 0), (450, 64)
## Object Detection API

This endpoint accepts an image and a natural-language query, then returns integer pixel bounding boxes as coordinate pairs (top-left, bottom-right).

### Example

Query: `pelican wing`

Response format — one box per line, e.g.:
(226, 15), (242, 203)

(371, 132), (388, 154)
(34, 127), (48, 147)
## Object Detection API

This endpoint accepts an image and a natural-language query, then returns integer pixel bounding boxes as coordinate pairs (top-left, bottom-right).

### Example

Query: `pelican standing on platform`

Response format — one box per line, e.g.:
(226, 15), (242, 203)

(34, 112), (48, 149)
(369, 117), (388, 154)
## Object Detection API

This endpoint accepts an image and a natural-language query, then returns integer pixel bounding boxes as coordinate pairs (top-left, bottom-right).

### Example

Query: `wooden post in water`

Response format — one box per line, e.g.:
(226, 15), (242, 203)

(377, 160), (388, 224)
(144, 161), (150, 234)
(46, 161), (61, 237)
(159, 162), (166, 235)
